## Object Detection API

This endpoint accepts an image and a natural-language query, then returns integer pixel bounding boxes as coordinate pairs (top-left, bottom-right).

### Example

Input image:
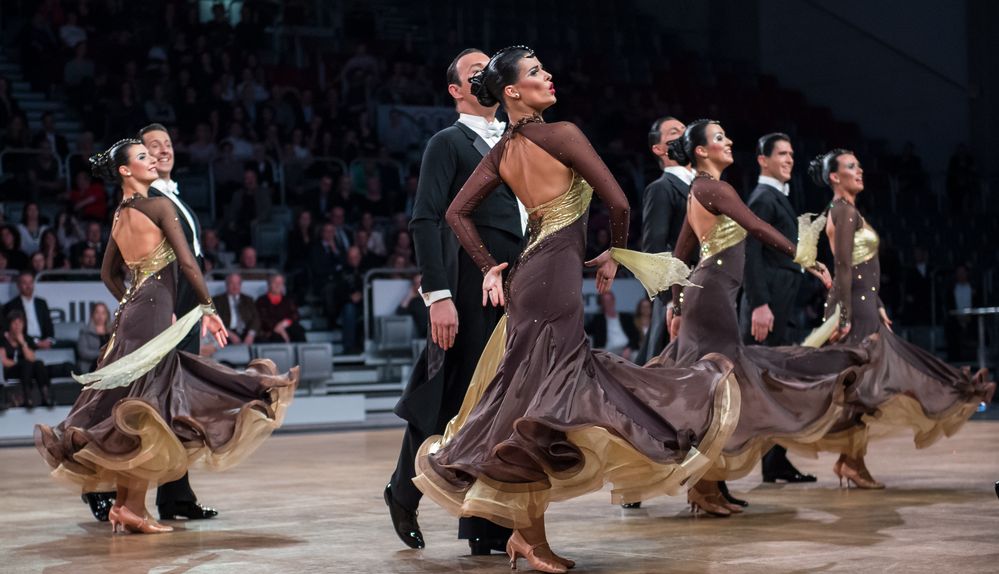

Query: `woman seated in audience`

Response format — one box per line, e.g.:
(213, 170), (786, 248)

(1, 310), (53, 408)
(76, 302), (111, 372)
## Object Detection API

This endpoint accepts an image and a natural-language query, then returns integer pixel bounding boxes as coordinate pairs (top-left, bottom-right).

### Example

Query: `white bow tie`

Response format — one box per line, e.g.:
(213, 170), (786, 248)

(154, 180), (178, 195)
(484, 122), (507, 139)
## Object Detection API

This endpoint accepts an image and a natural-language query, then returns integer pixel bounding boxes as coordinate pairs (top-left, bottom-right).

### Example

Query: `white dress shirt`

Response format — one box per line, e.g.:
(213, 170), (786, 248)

(20, 296), (42, 339)
(758, 175), (790, 196)
(604, 313), (629, 354)
(663, 165), (696, 186)
(422, 114), (527, 307)
(151, 178), (202, 256)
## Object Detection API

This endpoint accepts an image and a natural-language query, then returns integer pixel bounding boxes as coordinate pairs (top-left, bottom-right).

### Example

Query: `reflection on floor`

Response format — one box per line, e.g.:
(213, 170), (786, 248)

(2, 422), (998, 573)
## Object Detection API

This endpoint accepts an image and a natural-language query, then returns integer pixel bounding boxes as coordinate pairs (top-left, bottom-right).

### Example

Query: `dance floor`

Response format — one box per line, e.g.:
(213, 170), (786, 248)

(3, 421), (998, 573)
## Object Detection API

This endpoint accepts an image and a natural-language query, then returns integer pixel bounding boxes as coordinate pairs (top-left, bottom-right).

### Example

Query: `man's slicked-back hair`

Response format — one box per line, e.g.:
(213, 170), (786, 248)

(648, 116), (678, 149)
(756, 132), (791, 158)
(138, 123), (169, 140)
(446, 48), (485, 88)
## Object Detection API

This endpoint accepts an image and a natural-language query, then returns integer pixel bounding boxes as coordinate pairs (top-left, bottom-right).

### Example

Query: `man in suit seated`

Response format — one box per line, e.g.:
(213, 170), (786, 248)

(585, 292), (640, 360)
(212, 272), (260, 345)
(3, 271), (55, 349)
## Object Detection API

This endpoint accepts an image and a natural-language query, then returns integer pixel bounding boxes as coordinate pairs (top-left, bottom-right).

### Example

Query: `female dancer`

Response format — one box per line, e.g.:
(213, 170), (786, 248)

(414, 47), (741, 573)
(35, 139), (298, 534)
(658, 120), (870, 515)
(797, 149), (994, 487)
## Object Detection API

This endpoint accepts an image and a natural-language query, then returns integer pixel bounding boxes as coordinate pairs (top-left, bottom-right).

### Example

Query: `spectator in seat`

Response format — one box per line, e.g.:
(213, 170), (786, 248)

(389, 229), (414, 266)
(1, 225), (29, 271)
(585, 292), (640, 360)
(335, 247), (366, 354)
(256, 273), (306, 343)
(946, 264), (979, 362)
(67, 169), (108, 222)
(396, 272), (428, 339)
(187, 123), (219, 165)
(354, 229), (384, 270)
(33, 111), (69, 158)
(3, 271), (55, 349)
(213, 272), (260, 345)
(237, 246), (268, 281)
(76, 302), (111, 371)
(75, 246), (99, 270)
(358, 211), (387, 257)
(38, 229), (67, 270)
(17, 202), (48, 255)
(1, 309), (53, 408)
(223, 168), (270, 247)
(70, 221), (104, 269)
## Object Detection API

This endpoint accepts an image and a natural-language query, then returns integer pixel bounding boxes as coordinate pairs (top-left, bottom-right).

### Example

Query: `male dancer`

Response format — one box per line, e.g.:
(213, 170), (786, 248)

(635, 116), (693, 367)
(81, 124), (218, 522)
(387, 49), (524, 554)
(740, 132), (816, 483)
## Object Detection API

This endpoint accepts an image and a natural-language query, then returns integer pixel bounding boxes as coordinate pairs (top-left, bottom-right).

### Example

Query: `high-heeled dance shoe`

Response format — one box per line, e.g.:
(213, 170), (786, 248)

(109, 505), (174, 534)
(506, 532), (569, 573)
(687, 486), (731, 517)
(832, 458), (884, 489)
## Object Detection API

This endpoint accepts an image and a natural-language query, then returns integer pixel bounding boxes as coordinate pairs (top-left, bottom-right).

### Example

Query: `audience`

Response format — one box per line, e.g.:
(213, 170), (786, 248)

(76, 302), (111, 372)
(1, 310), (53, 408)
(256, 273), (306, 343)
(213, 272), (260, 345)
(3, 271), (55, 349)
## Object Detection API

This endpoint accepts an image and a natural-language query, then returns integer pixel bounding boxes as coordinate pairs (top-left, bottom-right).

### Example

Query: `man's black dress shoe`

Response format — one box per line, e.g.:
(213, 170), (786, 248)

(468, 537), (506, 555)
(82, 492), (115, 522)
(158, 501), (219, 520)
(762, 470), (818, 483)
(621, 502), (642, 509)
(718, 481), (749, 507)
(384, 484), (425, 549)
(994, 481), (998, 500)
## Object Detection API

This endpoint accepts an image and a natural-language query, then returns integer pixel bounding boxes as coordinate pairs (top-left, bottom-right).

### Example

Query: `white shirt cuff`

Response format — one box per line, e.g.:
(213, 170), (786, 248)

(420, 288), (453, 307)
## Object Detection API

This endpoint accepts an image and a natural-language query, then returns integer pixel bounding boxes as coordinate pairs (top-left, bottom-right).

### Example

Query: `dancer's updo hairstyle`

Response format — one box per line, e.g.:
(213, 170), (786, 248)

(666, 119), (718, 168)
(807, 148), (853, 187)
(469, 45), (536, 108)
(89, 138), (142, 183)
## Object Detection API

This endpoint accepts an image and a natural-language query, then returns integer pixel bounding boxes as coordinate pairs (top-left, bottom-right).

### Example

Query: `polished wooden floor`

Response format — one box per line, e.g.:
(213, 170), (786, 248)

(2, 422), (998, 574)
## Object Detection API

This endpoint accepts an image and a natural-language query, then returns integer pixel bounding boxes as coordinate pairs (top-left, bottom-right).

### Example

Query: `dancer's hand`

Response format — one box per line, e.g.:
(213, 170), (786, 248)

(584, 250), (618, 294)
(430, 298), (459, 350)
(202, 314), (229, 348)
(750, 304), (774, 343)
(879, 307), (893, 331)
(809, 262), (832, 289)
(482, 262), (508, 307)
(830, 322), (851, 343)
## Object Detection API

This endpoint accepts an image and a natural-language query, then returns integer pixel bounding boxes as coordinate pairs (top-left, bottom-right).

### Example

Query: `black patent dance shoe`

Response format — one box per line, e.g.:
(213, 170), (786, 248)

(994, 481), (998, 500)
(762, 469), (818, 483)
(158, 501), (219, 520)
(469, 537), (507, 556)
(384, 484), (425, 549)
(717, 481), (749, 507)
(82, 492), (116, 522)
(621, 502), (642, 509)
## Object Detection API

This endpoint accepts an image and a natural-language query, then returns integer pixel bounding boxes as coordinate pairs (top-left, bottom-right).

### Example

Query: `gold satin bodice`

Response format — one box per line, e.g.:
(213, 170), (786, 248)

(852, 220), (879, 266)
(523, 171), (592, 256)
(125, 238), (177, 289)
(700, 215), (747, 260)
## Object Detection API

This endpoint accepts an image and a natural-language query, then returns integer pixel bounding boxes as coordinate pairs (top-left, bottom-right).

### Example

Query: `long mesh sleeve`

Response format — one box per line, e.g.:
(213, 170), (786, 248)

(828, 200), (859, 326)
(669, 217), (698, 306)
(100, 236), (127, 301)
(137, 197), (214, 306)
(444, 142), (504, 274)
(524, 122), (630, 248)
(692, 177), (796, 258)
